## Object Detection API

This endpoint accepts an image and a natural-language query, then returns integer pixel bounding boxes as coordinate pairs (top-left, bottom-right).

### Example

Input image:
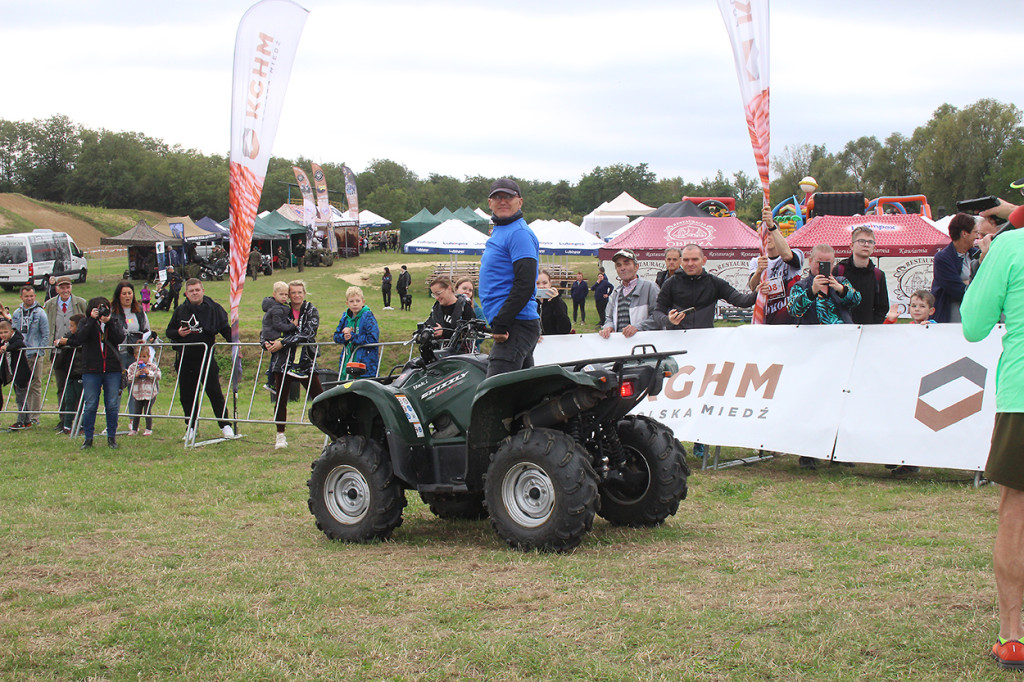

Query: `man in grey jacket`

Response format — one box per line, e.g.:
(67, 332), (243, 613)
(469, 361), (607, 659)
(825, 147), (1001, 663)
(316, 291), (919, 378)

(10, 285), (49, 429)
(599, 249), (660, 339)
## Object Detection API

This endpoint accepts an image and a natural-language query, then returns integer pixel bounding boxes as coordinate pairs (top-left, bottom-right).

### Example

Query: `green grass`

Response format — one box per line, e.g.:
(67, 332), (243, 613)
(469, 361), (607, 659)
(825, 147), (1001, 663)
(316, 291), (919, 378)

(0, 253), (1011, 679)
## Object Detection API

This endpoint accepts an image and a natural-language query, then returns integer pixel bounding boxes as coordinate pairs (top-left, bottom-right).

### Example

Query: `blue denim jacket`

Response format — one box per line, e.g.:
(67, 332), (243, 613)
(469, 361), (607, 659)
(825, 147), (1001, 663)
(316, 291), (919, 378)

(12, 303), (49, 354)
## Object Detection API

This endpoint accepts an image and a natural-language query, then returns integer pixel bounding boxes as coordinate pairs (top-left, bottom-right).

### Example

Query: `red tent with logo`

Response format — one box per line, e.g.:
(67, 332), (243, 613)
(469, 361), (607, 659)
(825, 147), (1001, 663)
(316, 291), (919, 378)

(599, 216), (762, 260)
(786, 215), (950, 257)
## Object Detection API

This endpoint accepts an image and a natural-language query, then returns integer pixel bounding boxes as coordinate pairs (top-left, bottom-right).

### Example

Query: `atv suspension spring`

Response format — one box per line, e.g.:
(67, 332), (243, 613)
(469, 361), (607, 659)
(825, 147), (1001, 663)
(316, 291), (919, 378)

(599, 425), (627, 476)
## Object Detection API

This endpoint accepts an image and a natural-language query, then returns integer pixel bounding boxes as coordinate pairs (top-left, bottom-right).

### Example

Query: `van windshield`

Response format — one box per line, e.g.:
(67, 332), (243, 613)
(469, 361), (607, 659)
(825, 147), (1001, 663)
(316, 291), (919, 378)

(0, 240), (27, 264)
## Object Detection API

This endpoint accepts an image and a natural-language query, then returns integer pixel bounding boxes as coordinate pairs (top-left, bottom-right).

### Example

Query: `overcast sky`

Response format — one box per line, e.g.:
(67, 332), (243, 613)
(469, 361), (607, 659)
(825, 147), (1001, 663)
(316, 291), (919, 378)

(2, 0), (1021, 187)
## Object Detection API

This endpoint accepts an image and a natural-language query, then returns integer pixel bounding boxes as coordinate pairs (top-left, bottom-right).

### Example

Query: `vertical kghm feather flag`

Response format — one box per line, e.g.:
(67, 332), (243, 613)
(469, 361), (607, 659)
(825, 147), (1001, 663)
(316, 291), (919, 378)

(229, 0), (308, 350)
(341, 165), (359, 220)
(292, 165), (317, 247)
(718, 0), (770, 323)
(310, 163), (334, 251)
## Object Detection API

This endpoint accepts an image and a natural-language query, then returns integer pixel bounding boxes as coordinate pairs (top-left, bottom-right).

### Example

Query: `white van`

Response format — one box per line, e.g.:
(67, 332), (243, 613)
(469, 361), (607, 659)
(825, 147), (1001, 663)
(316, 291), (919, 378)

(0, 230), (88, 291)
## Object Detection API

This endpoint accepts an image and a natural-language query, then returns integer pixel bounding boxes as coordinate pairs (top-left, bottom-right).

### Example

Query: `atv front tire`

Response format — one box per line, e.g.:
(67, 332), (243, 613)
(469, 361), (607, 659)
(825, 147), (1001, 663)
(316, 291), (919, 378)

(308, 435), (406, 542)
(598, 415), (688, 527)
(419, 491), (487, 520)
(484, 428), (598, 552)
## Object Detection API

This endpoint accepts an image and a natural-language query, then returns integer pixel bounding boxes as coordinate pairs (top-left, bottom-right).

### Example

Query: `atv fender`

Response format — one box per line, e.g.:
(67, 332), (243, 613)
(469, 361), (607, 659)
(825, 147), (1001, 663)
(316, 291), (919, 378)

(310, 379), (418, 443)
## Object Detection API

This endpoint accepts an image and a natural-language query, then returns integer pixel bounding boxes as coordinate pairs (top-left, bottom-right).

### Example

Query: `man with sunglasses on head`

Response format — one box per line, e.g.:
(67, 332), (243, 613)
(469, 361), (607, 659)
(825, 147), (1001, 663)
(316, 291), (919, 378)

(833, 225), (889, 325)
(479, 178), (540, 378)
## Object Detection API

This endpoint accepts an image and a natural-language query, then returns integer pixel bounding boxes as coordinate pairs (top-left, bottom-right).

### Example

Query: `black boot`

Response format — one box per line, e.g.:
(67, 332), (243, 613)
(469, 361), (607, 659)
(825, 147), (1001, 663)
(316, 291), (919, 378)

(80, 438), (93, 449)
(107, 437), (118, 449)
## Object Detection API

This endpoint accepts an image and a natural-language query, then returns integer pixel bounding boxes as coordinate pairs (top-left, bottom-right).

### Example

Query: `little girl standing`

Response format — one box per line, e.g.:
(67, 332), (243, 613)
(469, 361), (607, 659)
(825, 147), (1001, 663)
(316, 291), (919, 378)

(140, 283), (151, 313)
(126, 332), (161, 436)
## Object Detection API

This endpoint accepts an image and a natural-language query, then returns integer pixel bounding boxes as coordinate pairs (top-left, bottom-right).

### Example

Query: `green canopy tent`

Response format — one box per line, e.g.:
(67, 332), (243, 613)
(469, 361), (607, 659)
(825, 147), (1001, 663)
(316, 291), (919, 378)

(454, 207), (490, 234)
(399, 208), (441, 246)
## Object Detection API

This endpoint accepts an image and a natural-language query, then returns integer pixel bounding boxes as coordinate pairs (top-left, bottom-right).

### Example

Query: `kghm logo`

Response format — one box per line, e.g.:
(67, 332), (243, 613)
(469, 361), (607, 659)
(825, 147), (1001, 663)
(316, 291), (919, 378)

(915, 357), (986, 432)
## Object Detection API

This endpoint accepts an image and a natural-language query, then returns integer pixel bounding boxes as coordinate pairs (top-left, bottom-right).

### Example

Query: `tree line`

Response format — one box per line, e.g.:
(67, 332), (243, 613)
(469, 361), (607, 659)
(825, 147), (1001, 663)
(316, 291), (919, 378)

(0, 98), (1020, 227)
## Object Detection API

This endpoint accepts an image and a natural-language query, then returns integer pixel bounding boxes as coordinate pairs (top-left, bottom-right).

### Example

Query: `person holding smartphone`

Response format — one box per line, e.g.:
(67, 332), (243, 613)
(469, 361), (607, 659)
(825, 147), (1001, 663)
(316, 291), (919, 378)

(787, 244), (861, 325)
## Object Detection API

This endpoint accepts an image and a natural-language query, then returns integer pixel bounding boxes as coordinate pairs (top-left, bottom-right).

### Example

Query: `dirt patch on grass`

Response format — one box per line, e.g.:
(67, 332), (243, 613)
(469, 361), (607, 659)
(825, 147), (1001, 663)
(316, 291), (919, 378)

(0, 194), (108, 248)
(333, 262), (444, 288)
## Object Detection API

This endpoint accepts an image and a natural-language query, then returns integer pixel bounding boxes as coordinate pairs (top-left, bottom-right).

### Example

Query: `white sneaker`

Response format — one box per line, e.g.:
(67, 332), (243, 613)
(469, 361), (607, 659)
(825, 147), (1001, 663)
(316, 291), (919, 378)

(275, 433), (288, 450)
(222, 424), (235, 438)
(183, 427), (195, 442)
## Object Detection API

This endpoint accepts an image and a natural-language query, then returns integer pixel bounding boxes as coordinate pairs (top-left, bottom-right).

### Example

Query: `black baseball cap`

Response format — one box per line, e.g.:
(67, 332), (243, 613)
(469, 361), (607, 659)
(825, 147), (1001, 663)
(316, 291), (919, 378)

(488, 178), (521, 198)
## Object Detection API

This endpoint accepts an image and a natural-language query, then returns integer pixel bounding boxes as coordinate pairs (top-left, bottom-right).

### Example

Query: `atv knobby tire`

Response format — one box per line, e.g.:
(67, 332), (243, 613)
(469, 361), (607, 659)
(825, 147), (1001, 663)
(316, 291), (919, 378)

(598, 415), (689, 527)
(484, 428), (598, 552)
(419, 491), (487, 520)
(308, 435), (406, 542)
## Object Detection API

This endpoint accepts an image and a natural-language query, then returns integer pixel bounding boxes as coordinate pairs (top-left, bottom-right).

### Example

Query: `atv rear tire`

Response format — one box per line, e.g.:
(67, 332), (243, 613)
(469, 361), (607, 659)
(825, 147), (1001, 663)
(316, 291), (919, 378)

(598, 415), (688, 527)
(484, 428), (598, 552)
(308, 435), (406, 542)
(419, 491), (487, 520)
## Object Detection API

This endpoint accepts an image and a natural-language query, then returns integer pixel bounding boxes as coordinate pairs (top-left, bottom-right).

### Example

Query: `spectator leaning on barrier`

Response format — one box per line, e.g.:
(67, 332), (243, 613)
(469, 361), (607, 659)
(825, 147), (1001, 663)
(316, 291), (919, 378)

(599, 249), (660, 339)
(961, 194), (1024, 671)
(748, 208), (804, 325)
(569, 271), (589, 324)
(11, 285), (48, 428)
(165, 278), (234, 441)
(44, 275), (86, 431)
(0, 318), (32, 430)
(931, 212), (981, 323)
(788, 244), (861, 325)
(479, 178), (541, 378)
(52, 313), (85, 435)
(655, 247), (683, 288)
(334, 285), (380, 381)
(834, 226), (889, 325)
(655, 244), (757, 330)
(264, 280), (321, 451)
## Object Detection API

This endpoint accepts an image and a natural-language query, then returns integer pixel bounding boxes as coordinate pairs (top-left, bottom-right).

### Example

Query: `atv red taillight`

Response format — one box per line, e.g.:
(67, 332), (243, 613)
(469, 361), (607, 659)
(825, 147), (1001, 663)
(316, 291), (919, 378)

(620, 380), (635, 398)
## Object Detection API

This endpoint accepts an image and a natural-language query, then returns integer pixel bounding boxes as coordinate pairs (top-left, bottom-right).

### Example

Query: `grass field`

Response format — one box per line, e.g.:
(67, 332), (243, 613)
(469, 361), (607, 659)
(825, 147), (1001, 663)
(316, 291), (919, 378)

(0, 252), (1009, 679)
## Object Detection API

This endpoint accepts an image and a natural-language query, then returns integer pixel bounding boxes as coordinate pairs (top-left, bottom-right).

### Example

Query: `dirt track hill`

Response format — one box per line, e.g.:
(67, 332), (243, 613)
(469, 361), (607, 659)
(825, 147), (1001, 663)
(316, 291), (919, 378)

(0, 194), (110, 250)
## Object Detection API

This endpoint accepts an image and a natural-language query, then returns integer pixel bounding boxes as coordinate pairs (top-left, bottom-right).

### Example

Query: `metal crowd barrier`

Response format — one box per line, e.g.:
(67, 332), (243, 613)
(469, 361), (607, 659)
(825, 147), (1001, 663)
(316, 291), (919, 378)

(0, 338), (418, 448)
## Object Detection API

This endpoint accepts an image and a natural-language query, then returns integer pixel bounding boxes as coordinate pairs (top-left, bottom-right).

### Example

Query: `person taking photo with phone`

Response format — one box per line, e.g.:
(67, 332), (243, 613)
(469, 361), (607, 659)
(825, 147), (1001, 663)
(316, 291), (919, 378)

(788, 244), (861, 325)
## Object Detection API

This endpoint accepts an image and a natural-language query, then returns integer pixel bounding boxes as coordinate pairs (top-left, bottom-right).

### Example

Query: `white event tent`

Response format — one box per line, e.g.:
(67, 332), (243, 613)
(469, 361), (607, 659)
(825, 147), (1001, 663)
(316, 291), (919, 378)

(580, 191), (656, 237)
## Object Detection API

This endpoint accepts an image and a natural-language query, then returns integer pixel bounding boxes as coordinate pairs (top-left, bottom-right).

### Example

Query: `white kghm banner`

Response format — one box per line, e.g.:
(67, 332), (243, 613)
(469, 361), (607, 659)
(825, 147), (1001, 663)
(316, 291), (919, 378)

(535, 324), (1003, 470)
(834, 324), (1002, 470)
(229, 0), (308, 343)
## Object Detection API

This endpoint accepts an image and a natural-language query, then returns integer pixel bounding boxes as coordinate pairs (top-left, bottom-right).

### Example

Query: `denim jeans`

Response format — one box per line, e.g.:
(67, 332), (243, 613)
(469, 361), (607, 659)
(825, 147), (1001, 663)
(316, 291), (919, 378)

(81, 371), (121, 439)
(486, 319), (540, 378)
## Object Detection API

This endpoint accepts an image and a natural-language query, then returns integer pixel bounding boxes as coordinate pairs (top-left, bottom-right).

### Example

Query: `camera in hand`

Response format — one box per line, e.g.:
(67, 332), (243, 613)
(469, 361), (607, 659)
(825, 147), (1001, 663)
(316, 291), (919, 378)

(96, 305), (111, 318)
(818, 261), (831, 279)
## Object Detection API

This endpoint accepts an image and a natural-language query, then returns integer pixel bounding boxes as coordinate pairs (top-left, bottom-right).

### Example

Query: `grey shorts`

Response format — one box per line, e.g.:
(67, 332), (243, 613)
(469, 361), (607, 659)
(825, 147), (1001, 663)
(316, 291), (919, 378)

(486, 319), (540, 378)
(985, 412), (1024, 490)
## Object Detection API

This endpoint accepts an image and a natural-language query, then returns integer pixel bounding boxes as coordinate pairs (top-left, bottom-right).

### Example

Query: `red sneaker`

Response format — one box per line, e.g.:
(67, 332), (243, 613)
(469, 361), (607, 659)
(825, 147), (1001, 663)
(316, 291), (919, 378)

(991, 639), (1024, 670)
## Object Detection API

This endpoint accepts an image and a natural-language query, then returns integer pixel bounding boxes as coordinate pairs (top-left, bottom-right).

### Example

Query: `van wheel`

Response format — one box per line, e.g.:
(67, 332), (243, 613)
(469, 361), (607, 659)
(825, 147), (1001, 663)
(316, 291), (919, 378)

(1, 285), (13, 292)
(78, 270), (87, 283)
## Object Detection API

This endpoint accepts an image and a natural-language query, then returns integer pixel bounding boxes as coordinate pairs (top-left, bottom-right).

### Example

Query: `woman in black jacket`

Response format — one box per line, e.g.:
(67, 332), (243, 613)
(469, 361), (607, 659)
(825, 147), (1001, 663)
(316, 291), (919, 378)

(72, 297), (125, 449)
(536, 270), (572, 335)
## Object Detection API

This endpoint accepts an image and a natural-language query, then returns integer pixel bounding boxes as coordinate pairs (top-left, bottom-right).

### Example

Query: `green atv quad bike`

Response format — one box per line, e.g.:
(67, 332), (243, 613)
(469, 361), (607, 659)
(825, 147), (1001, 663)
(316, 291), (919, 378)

(307, 318), (689, 552)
